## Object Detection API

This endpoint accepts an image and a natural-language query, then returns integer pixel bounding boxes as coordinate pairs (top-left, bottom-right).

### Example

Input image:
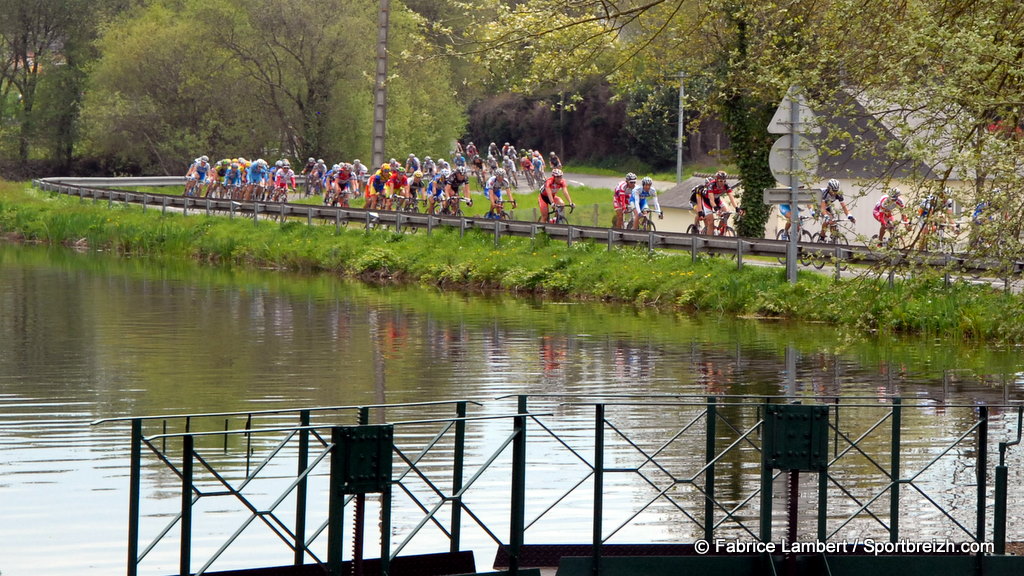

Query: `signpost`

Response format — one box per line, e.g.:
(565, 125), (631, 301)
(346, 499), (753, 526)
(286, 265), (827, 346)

(766, 86), (819, 283)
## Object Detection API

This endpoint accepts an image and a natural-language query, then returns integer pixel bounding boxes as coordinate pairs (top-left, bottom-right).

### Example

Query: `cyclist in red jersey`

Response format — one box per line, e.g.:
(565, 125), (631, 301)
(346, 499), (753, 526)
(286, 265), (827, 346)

(539, 168), (574, 222)
(613, 172), (637, 228)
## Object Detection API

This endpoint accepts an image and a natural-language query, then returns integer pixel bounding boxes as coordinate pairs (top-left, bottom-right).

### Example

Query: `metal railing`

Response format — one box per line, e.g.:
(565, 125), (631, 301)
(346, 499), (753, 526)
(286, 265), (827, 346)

(95, 395), (1024, 576)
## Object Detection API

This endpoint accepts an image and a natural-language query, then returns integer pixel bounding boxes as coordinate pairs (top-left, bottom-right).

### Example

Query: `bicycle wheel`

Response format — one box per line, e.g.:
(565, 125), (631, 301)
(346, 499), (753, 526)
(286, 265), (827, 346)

(686, 224), (700, 235)
(719, 226), (735, 237)
(775, 229), (790, 264)
(829, 233), (850, 271)
(641, 217), (656, 232)
(798, 230), (815, 267)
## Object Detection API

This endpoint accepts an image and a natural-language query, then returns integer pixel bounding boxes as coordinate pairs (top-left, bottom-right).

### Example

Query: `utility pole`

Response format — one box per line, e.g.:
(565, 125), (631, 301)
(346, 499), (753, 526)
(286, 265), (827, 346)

(676, 72), (686, 185)
(371, 0), (390, 169)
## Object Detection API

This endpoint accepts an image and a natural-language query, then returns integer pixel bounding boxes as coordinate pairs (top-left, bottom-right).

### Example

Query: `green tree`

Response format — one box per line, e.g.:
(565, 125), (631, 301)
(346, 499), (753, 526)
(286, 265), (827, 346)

(81, 0), (464, 172)
(0, 0), (80, 165)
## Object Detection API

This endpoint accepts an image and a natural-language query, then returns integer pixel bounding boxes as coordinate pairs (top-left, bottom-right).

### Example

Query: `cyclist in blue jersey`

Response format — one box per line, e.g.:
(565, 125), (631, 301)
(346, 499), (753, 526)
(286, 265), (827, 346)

(426, 168), (450, 214)
(629, 177), (662, 229)
(184, 155), (210, 196)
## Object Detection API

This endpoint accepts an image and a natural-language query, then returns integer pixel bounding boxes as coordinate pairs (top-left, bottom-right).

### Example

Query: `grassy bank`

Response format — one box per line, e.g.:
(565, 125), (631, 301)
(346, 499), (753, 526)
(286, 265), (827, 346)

(3, 180), (1024, 342)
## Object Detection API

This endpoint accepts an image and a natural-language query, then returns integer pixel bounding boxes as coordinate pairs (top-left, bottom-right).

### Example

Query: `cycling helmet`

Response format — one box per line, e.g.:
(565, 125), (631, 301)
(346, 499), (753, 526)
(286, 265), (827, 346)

(424, 156), (431, 161)
(495, 168), (506, 177)
(408, 153), (415, 158)
(317, 158), (324, 164)
(332, 164), (340, 171)
(641, 176), (653, 186)
(549, 151), (557, 157)
(625, 172), (637, 182)
(705, 176), (716, 186)
(456, 166), (468, 175)
(413, 170), (423, 178)
(827, 178), (840, 192)
(381, 163), (391, 170)
(200, 155), (209, 163)
(353, 159), (360, 164)
(395, 166), (405, 173)
(255, 158), (264, 166)
(238, 157), (247, 164)
(552, 168), (564, 177)
(308, 157), (315, 163)
(715, 170), (727, 181)
(889, 187), (901, 197)
(440, 168), (452, 178)
(275, 160), (283, 167)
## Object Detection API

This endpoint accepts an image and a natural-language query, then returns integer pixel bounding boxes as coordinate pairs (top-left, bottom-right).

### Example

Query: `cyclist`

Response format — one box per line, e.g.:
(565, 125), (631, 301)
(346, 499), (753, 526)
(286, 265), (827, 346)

(300, 157), (316, 179)
(422, 156), (436, 177)
(366, 163), (392, 210)
(246, 159), (269, 201)
(710, 171), (739, 214)
(539, 168), (574, 223)
(873, 187), (907, 243)
(814, 178), (856, 240)
(519, 154), (534, 185)
(405, 153), (420, 175)
(548, 151), (562, 171)
(273, 160), (296, 200)
(386, 166), (410, 210)
(471, 154), (486, 185)
(484, 168), (515, 219)
(444, 166), (472, 213)
(223, 159), (243, 197)
(184, 155), (210, 196)
(531, 151), (545, 185)
(426, 168), (450, 214)
(691, 177), (718, 235)
(630, 176), (663, 229)
(307, 159), (327, 197)
(486, 153), (499, 176)
(407, 170), (426, 209)
(916, 187), (955, 248)
(352, 159), (368, 189)
(613, 173), (637, 229)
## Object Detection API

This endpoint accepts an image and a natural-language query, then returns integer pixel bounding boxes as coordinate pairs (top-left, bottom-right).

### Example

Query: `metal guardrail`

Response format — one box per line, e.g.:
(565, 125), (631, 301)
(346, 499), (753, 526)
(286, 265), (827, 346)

(32, 177), (1024, 276)
(94, 395), (1024, 576)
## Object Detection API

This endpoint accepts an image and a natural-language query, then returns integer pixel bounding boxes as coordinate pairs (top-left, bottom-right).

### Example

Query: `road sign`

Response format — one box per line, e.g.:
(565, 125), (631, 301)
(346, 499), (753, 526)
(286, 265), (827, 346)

(762, 188), (817, 205)
(768, 134), (819, 188)
(768, 86), (821, 135)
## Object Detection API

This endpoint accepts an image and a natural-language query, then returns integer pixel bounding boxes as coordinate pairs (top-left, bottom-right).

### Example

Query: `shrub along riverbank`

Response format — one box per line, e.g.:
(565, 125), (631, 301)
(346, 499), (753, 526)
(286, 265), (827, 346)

(3, 180), (1023, 342)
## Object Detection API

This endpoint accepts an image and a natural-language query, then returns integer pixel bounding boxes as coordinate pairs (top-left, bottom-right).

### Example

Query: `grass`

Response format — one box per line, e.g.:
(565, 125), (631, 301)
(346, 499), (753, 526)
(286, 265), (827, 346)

(4, 179), (1024, 343)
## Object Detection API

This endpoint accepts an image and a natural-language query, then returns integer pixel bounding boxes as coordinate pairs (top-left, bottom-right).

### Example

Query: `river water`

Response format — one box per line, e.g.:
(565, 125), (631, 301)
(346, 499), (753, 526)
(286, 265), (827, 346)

(2, 242), (1023, 575)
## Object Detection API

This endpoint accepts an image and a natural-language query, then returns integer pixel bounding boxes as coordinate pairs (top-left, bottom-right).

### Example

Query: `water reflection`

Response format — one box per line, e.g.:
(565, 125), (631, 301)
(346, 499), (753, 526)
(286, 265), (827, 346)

(2, 242), (1024, 575)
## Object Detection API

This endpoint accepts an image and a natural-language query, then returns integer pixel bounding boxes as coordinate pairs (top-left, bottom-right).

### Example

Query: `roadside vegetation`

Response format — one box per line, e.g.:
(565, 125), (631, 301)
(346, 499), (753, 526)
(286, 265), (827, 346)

(4, 180), (1024, 343)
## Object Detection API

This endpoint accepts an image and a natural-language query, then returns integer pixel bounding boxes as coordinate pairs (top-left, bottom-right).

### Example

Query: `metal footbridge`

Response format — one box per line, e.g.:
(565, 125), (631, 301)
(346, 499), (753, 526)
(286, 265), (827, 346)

(91, 395), (1024, 576)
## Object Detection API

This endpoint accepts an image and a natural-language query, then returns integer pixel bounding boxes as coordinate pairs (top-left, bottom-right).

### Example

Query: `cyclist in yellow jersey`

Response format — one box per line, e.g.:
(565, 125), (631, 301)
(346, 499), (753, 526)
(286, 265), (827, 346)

(366, 163), (392, 210)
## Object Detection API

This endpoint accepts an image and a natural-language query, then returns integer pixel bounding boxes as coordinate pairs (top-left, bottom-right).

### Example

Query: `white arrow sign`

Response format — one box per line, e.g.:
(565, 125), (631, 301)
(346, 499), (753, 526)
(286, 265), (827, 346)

(768, 86), (820, 135)
(768, 134), (819, 188)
